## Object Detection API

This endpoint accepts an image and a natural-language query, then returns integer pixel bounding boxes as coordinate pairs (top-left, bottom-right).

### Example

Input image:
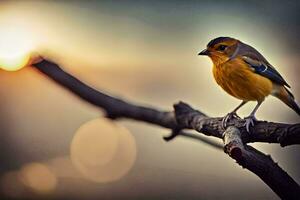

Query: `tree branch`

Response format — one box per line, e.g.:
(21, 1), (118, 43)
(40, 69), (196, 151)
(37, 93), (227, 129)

(174, 102), (300, 147)
(33, 60), (176, 129)
(32, 59), (300, 199)
(223, 126), (300, 199)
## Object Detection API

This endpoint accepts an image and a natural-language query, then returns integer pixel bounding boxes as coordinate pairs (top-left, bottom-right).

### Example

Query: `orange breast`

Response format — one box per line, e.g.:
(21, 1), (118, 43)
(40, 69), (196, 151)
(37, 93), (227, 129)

(213, 58), (273, 101)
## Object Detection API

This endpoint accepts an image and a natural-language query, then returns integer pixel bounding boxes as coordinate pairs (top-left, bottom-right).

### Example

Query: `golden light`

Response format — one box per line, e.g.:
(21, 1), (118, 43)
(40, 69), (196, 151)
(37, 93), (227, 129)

(19, 162), (57, 194)
(71, 118), (137, 183)
(0, 26), (35, 71)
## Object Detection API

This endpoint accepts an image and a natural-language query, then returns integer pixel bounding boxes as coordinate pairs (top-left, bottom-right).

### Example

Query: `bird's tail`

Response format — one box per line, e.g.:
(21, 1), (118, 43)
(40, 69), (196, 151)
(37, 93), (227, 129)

(273, 86), (300, 116)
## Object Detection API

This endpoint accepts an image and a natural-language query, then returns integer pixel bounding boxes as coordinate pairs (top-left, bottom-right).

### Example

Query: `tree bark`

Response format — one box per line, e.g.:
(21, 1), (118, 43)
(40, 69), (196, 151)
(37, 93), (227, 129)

(32, 59), (300, 199)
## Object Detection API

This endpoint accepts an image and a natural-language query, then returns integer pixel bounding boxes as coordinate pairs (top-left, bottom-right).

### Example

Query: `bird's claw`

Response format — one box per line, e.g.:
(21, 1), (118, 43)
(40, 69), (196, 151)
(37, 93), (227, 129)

(244, 115), (257, 133)
(222, 112), (240, 129)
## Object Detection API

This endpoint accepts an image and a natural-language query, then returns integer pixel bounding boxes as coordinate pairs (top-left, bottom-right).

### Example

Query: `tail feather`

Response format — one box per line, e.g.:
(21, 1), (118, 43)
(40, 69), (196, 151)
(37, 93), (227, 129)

(274, 86), (300, 116)
(287, 97), (300, 116)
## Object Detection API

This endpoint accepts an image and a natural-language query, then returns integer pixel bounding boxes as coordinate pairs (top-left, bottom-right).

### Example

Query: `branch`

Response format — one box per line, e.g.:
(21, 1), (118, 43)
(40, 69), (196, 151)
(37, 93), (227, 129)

(33, 60), (176, 129)
(223, 126), (300, 199)
(31, 59), (300, 199)
(181, 131), (223, 150)
(174, 102), (300, 147)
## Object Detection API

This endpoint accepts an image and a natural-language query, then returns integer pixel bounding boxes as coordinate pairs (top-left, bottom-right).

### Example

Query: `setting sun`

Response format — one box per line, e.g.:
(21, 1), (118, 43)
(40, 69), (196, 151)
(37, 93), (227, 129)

(0, 27), (35, 71)
(0, 51), (30, 72)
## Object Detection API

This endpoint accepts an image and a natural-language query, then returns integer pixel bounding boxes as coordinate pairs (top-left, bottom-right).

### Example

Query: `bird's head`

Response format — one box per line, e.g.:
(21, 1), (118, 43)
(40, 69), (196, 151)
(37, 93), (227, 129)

(199, 37), (240, 65)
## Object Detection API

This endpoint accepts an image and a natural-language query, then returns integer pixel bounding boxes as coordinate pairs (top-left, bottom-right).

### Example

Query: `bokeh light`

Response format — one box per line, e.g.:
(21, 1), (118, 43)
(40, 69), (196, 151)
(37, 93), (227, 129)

(0, 24), (35, 71)
(19, 162), (57, 194)
(0, 1), (299, 199)
(71, 118), (137, 183)
(0, 171), (26, 198)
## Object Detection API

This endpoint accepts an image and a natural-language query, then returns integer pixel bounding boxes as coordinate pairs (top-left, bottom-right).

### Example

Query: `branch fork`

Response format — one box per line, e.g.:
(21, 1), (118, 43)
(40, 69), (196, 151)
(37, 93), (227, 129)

(32, 59), (300, 199)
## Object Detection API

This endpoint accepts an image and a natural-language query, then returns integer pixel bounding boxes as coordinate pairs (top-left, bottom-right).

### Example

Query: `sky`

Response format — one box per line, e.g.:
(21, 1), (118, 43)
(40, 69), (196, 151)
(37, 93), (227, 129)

(0, 0), (300, 199)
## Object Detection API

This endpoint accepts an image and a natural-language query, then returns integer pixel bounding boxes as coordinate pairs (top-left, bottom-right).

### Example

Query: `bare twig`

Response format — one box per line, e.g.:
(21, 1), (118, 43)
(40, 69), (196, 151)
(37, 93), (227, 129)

(181, 131), (223, 150)
(32, 59), (300, 199)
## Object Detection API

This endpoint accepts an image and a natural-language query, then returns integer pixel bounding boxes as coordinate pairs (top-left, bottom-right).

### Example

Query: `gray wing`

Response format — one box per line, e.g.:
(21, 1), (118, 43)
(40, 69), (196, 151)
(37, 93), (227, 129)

(234, 42), (290, 88)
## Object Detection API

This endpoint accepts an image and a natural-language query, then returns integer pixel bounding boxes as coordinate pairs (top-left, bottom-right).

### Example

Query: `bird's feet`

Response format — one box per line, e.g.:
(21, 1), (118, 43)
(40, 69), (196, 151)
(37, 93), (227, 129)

(244, 115), (257, 133)
(222, 112), (241, 129)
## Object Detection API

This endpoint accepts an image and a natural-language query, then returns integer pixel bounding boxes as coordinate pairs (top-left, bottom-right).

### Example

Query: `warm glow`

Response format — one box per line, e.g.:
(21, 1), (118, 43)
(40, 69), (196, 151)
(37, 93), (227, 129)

(71, 118), (137, 183)
(19, 163), (57, 194)
(0, 27), (35, 71)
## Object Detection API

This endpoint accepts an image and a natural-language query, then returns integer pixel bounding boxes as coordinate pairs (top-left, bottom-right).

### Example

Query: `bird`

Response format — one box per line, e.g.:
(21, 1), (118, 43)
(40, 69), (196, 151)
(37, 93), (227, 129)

(198, 37), (300, 132)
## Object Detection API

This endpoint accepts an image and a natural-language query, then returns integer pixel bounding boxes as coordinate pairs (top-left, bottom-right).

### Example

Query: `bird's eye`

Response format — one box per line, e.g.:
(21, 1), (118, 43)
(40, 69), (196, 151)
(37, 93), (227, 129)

(217, 45), (227, 51)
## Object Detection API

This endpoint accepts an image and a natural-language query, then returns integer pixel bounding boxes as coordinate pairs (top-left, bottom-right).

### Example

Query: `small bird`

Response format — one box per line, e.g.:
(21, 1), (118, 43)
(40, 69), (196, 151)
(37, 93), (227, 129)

(198, 37), (300, 132)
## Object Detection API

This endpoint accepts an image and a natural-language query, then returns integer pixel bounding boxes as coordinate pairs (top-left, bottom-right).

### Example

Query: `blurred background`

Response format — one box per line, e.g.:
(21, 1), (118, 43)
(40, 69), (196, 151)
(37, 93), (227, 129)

(0, 0), (300, 199)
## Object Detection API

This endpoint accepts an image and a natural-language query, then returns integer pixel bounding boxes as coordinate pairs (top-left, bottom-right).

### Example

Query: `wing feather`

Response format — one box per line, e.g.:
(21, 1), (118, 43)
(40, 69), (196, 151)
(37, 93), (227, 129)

(242, 56), (290, 88)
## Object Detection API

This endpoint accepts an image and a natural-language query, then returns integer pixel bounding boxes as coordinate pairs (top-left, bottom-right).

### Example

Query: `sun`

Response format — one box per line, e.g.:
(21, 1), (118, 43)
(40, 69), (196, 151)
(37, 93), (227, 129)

(0, 27), (35, 71)
(0, 51), (31, 72)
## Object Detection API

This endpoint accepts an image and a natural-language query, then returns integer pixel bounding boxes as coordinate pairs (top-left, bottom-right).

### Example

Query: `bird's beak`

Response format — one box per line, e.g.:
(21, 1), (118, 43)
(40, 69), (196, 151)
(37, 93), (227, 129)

(198, 48), (209, 56)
